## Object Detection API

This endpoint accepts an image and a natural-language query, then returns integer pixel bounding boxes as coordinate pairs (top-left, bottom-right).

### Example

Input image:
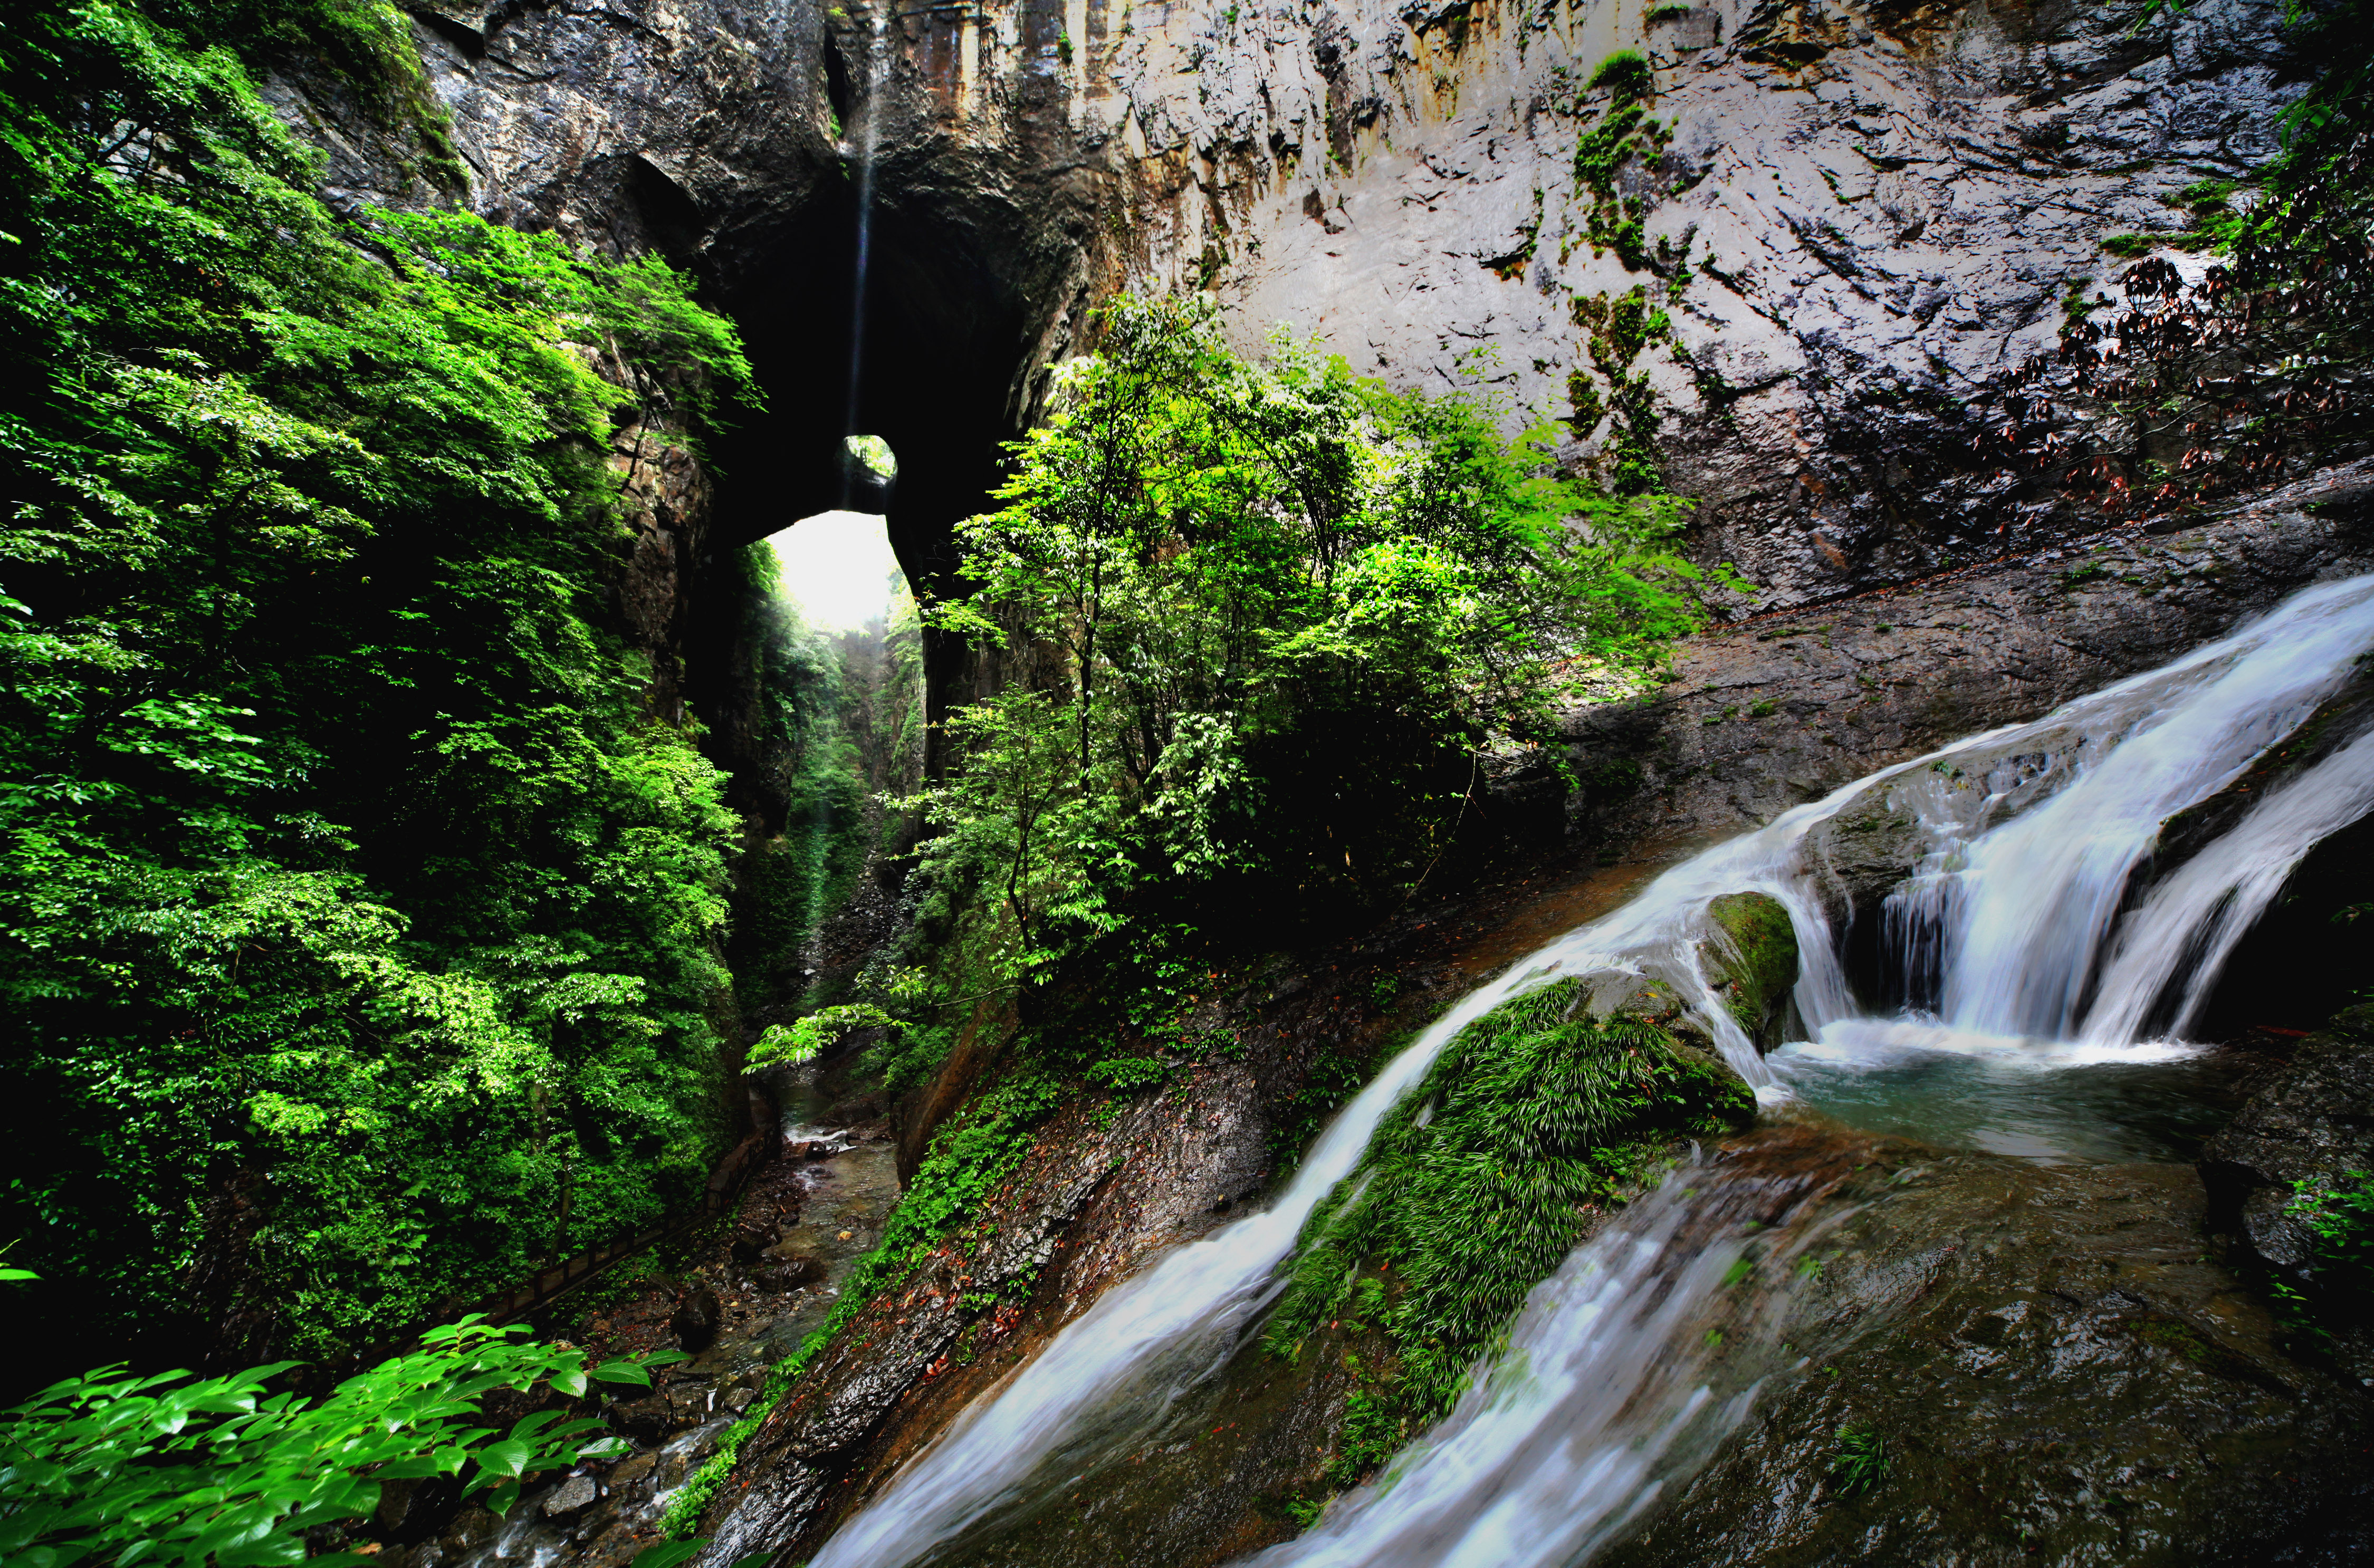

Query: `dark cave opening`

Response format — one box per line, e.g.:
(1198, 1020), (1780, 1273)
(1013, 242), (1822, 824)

(701, 174), (1035, 590)
(688, 172), (1054, 835)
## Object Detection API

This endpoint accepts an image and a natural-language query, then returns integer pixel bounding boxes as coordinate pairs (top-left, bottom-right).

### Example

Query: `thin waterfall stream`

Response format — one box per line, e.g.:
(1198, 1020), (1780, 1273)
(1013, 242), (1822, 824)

(840, 7), (885, 488)
(791, 572), (2374, 1568)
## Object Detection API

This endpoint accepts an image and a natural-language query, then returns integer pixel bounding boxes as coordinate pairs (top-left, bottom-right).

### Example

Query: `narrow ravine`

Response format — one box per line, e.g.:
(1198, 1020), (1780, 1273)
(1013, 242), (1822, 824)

(762, 571), (2374, 1568)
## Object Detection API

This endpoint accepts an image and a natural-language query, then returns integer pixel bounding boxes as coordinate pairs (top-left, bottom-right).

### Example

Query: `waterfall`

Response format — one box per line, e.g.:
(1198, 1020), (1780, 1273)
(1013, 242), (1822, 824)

(785, 572), (2374, 1568)
(2080, 726), (2374, 1043)
(1240, 1147), (1852, 1568)
(1916, 574), (2374, 1040)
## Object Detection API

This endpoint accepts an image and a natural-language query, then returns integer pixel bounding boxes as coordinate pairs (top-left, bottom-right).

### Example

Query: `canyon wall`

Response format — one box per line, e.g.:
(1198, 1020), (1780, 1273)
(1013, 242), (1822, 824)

(340, 0), (2311, 611)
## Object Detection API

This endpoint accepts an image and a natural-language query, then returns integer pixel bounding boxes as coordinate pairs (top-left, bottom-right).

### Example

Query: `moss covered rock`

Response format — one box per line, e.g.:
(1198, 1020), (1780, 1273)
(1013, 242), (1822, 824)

(1263, 970), (1759, 1430)
(1576, 892), (1801, 1060)
(1706, 892), (1799, 1050)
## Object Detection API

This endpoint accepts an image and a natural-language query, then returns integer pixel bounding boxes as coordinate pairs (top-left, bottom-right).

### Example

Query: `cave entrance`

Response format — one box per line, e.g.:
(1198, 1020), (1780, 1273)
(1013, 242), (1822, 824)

(694, 163), (1062, 810)
(702, 179), (1039, 604)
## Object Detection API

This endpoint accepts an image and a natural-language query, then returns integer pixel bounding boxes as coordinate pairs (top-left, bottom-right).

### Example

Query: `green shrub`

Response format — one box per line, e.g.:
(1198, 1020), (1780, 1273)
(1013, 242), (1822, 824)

(1831, 1425), (1889, 1496)
(0, 1319), (683, 1566)
(1587, 50), (1654, 105)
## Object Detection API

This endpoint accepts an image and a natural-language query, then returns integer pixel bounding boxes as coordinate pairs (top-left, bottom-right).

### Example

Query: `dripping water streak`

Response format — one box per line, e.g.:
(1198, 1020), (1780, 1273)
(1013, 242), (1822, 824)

(843, 12), (885, 464)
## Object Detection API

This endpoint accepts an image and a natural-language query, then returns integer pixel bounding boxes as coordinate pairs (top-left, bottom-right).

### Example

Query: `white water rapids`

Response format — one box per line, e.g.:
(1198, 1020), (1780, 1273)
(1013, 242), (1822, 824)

(790, 572), (2374, 1568)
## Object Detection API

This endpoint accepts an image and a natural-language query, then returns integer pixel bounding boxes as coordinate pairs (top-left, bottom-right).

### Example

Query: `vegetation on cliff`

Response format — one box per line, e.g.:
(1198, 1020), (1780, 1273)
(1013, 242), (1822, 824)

(726, 549), (921, 1021)
(1986, 0), (2373, 517)
(0, 0), (759, 1368)
(885, 296), (1709, 1035)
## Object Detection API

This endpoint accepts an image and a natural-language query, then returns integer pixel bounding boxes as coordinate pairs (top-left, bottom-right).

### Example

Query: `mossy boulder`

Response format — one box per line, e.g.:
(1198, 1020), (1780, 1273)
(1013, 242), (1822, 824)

(1581, 891), (1801, 1059)
(1706, 892), (1799, 1050)
(1263, 970), (1760, 1429)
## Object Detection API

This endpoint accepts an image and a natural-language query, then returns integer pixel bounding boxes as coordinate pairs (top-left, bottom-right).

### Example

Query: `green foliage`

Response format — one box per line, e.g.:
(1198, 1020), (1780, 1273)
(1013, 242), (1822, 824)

(1574, 101), (1647, 197)
(1571, 288), (1678, 493)
(1265, 978), (1755, 1434)
(2021, 0), (2372, 518)
(1326, 1388), (1400, 1486)
(905, 295), (1708, 987)
(0, 1317), (682, 1567)
(0, 0), (760, 1363)
(1571, 93), (1670, 269)
(1085, 1054), (1172, 1092)
(1586, 50), (1654, 106)
(725, 546), (904, 1018)
(749, 1004), (897, 1071)
(1831, 1425), (1889, 1497)
(2275, 1167), (2374, 1336)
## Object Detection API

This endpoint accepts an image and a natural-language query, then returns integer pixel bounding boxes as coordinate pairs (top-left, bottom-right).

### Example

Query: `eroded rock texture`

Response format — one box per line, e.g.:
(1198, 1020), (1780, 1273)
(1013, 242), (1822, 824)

(282, 0), (2318, 610)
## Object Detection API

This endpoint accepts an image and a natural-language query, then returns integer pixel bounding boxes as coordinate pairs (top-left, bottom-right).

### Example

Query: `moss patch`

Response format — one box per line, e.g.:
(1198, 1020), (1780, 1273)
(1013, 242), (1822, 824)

(1706, 892), (1798, 1047)
(1262, 974), (1757, 1470)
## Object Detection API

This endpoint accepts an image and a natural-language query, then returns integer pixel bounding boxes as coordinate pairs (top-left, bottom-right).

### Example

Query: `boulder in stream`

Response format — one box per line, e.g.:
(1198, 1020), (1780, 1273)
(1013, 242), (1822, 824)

(2200, 1002), (2374, 1375)
(671, 1284), (721, 1352)
(1583, 891), (1802, 1060)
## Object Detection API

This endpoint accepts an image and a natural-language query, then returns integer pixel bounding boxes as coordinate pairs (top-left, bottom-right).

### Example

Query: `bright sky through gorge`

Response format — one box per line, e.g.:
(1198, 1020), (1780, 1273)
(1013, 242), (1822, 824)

(768, 511), (904, 629)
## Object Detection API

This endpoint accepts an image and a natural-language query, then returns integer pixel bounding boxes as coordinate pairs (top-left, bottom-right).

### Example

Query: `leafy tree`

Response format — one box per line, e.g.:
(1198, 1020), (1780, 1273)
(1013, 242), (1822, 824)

(904, 295), (1709, 984)
(0, 0), (760, 1370)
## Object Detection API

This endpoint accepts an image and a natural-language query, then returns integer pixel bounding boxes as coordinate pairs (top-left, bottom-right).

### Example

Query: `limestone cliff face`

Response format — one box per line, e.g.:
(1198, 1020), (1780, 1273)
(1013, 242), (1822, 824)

(1113, 0), (2311, 604)
(347, 0), (2308, 615)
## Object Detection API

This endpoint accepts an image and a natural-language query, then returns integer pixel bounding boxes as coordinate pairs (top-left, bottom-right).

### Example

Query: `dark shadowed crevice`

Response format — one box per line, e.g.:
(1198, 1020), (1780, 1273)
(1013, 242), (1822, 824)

(688, 169), (1061, 833)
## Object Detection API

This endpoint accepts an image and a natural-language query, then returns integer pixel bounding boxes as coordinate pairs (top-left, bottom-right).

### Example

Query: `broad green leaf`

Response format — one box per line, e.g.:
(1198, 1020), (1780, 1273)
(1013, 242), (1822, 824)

(474, 1438), (534, 1479)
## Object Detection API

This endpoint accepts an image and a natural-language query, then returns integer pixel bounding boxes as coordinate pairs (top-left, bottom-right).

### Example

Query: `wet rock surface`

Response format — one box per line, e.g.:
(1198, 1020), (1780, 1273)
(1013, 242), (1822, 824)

(2200, 1005), (2374, 1377)
(1604, 1150), (2374, 1568)
(691, 858), (1717, 1562)
(843, 1124), (2374, 1568)
(1575, 460), (2374, 863)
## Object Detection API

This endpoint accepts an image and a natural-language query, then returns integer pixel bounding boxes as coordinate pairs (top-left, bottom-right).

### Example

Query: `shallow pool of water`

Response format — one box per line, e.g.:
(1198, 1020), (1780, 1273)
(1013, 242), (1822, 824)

(1766, 1015), (2249, 1162)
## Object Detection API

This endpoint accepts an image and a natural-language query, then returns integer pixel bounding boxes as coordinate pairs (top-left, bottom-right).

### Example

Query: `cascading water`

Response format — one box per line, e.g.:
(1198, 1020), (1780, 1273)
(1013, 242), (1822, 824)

(784, 573), (2374, 1568)
(1901, 573), (2374, 1041)
(1242, 1142), (1854, 1568)
(2081, 726), (2374, 1043)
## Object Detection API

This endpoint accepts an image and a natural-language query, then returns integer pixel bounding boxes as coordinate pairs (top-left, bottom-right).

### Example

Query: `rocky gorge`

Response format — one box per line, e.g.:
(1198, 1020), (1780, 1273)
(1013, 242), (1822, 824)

(289, 0), (2340, 733)
(11, 0), (2373, 1561)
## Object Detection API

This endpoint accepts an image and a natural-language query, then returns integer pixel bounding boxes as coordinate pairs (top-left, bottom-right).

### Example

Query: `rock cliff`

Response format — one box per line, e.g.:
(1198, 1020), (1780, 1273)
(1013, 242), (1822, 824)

(340, 0), (2314, 612)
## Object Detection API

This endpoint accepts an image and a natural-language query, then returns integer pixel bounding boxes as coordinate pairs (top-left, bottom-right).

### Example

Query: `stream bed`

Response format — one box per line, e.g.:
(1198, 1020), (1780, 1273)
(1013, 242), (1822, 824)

(762, 572), (2374, 1568)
